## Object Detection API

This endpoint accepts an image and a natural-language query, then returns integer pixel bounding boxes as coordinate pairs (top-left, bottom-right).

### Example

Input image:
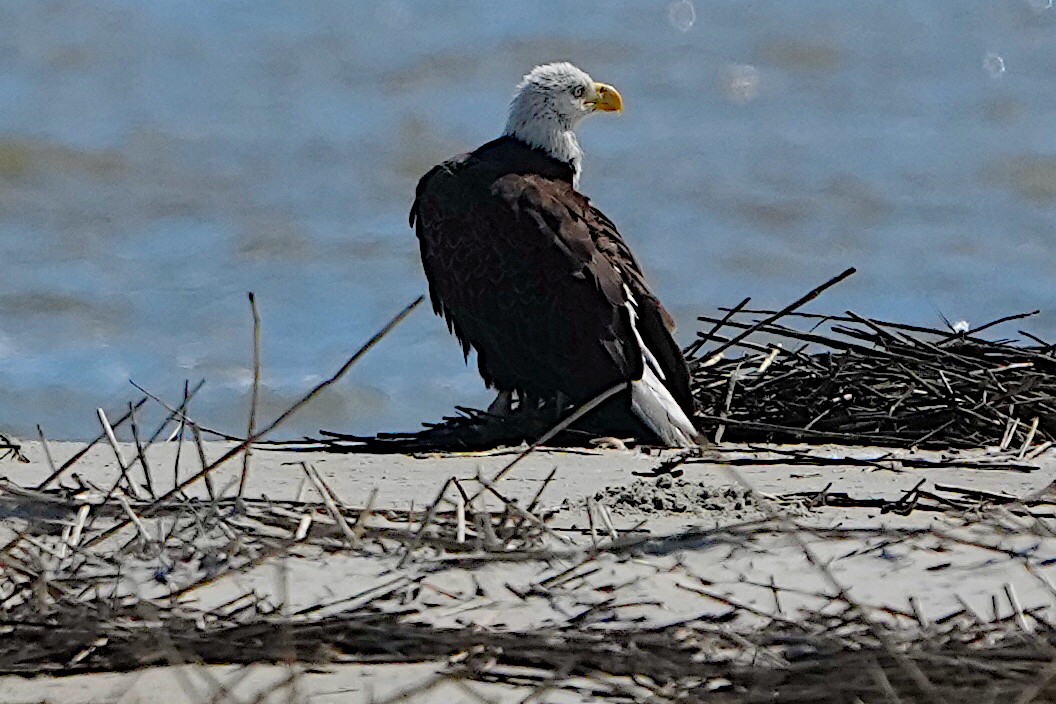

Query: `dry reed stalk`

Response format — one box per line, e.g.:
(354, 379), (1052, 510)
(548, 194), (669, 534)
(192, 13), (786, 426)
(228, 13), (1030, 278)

(127, 401), (155, 499)
(34, 397), (148, 490)
(300, 462), (354, 544)
(97, 407), (140, 499)
(238, 291), (262, 503)
(35, 425), (57, 479)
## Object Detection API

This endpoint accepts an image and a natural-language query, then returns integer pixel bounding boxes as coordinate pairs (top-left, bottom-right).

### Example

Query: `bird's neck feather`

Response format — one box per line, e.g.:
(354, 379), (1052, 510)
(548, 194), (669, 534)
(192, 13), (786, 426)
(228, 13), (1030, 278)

(504, 114), (583, 188)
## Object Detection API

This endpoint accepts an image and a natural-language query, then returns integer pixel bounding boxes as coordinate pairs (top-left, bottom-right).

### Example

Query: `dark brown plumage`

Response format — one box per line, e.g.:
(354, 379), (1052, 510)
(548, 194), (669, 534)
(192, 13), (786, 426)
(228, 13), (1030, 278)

(411, 136), (695, 439)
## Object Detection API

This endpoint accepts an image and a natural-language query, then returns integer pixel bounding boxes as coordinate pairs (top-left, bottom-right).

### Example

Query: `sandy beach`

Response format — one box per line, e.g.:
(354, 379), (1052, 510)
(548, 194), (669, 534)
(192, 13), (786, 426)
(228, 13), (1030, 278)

(1, 437), (1054, 701)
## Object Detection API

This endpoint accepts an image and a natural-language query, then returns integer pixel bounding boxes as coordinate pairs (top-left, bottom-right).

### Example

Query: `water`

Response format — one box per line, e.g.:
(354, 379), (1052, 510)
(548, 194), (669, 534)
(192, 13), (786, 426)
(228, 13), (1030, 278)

(1, 0), (1055, 439)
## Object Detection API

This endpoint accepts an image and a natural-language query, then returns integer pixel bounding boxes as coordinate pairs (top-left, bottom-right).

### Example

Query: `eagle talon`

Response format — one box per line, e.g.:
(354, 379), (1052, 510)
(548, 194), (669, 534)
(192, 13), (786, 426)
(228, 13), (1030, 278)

(591, 436), (632, 451)
(486, 390), (515, 417)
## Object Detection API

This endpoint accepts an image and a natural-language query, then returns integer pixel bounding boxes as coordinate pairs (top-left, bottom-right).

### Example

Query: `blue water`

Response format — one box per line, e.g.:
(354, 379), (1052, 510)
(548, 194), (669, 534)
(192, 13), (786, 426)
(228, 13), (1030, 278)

(1, 0), (1055, 439)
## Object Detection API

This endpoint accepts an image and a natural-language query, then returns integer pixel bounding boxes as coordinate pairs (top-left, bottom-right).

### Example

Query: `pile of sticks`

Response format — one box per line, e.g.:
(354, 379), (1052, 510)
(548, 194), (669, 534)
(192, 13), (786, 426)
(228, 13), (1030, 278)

(319, 404), (574, 453)
(690, 268), (1056, 450)
(338, 268), (1056, 452)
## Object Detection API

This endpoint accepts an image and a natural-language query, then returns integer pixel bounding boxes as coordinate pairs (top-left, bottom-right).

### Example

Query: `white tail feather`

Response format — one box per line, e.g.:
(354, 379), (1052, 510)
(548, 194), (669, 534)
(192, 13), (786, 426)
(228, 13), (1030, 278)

(631, 364), (699, 447)
(625, 299), (699, 447)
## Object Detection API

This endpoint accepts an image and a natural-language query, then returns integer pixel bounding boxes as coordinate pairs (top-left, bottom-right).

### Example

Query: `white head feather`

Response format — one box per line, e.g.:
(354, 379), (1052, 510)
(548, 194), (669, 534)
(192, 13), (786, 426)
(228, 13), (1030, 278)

(503, 62), (622, 188)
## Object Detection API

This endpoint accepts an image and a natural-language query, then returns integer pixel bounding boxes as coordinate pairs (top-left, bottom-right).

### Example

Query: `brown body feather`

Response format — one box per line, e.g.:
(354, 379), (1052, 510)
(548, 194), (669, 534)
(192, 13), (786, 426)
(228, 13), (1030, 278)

(411, 136), (694, 424)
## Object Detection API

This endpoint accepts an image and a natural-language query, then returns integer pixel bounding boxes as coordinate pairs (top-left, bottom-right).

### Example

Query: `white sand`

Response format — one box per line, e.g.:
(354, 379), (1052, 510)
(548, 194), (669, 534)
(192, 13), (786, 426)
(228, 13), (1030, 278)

(2, 439), (1055, 701)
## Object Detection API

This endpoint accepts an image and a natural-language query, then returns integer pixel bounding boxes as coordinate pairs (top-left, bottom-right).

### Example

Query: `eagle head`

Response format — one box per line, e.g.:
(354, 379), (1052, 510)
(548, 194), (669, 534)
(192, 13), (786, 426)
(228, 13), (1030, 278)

(503, 62), (623, 181)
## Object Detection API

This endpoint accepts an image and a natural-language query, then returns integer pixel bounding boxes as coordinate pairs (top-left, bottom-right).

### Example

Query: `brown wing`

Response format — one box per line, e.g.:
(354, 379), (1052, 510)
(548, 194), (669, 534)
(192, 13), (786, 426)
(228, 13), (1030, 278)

(412, 151), (692, 416)
(586, 206), (678, 332)
(578, 200), (695, 416)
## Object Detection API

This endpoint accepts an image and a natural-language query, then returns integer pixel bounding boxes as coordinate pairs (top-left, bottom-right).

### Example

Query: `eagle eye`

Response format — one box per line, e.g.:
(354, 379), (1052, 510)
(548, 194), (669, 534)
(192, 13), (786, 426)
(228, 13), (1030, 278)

(571, 84), (586, 98)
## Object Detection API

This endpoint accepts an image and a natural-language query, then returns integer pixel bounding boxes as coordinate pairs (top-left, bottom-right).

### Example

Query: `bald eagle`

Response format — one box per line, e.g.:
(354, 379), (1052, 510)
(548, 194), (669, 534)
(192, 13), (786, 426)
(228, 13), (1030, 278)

(411, 62), (700, 447)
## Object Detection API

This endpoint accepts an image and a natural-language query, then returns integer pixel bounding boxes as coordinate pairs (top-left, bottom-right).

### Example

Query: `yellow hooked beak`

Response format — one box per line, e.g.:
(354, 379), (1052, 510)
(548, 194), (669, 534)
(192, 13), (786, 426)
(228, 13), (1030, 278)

(590, 82), (623, 112)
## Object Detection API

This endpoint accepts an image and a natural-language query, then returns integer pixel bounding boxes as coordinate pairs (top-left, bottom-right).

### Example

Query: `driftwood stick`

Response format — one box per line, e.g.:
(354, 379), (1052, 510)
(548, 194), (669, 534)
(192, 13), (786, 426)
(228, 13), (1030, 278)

(351, 487), (379, 543)
(451, 481), (466, 544)
(714, 362), (740, 444)
(190, 423), (217, 503)
(36, 425), (57, 480)
(97, 408), (140, 499)
(172, 380), (189, 496)
(1005, 582), (1033, 633)
(699, 267), (856, 360)
(585, 498), (598, 548)
(397, 476), (454, 567)
(146, 379), (206, 444)
(301, 462), (354, 544)
(128, 402), (155, 500)
(1019, 417), (1041, 459)
(293, 512), (312, 541)
(35, 397), (148, 490)
(238, 291), (262, 503)
(685, 295), (751, 359)
(117, 496), (152, 543)
(525, 468), (558, 515)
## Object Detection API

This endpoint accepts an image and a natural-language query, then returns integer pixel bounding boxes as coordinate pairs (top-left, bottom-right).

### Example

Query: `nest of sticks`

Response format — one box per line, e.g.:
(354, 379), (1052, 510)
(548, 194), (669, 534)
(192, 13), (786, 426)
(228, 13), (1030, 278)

(690, 269), (1056, 451)
(334, 268), (1056, 453)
